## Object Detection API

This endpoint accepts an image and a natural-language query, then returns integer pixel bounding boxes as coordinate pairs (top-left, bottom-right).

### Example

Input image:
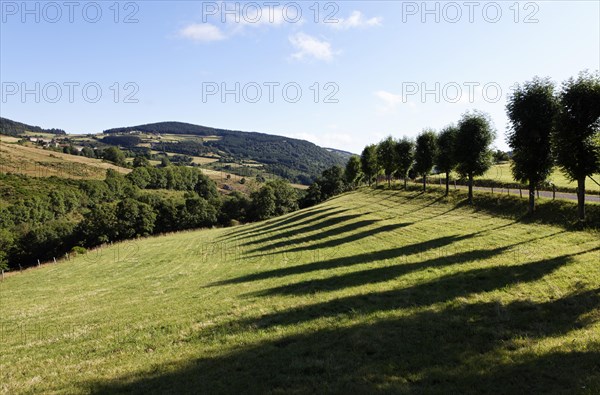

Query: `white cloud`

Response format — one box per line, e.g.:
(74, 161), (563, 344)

(331, 11), (382, 30)
(179, 24), (226, 42)
(375, 90), (403, 113)
(289, 32), (337, 62)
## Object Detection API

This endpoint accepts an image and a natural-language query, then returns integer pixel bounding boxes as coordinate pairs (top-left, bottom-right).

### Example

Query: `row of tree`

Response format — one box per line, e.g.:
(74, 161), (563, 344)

(349, 71), (599, 220)
(357, 110), (495, 205)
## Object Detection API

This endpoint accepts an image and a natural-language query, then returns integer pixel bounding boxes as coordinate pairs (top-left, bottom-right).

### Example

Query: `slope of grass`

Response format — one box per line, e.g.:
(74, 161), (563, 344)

(0, 141), (129, 180)
(1, 188), (599, 394)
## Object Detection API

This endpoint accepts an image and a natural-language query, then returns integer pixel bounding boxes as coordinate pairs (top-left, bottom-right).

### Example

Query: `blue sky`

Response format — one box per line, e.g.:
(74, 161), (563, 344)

(1, 1), (599, 153)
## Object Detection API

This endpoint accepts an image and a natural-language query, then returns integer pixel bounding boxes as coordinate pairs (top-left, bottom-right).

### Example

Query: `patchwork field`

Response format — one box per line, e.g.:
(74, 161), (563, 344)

(1, 188), (599, 394)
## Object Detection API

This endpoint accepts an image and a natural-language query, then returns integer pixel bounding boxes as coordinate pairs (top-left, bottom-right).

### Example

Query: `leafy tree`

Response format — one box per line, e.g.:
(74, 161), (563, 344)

(102, 146), (126, 166)
(80, 203), (119, 245)
(345, 155), (362, 188)
(194, 173), (219, 201)
(507, 77), (559, 214)
(219, 192), (251, 224)
(105, 169), (132, 199)
(181, 196), (218, 229)
(395, 137), (415, 189)
(266, 179), (299, 216)
(414, 130), (438, 192)
(250, 185), (277, 221)
(300, 182), (322, 208)
(127, 167), (151, 189)
(360, 144), (379, 186)
(377, 136), (398, 187)
(554, 71), (600, 221)
(133, 155), (150, 168)
(115, 199), (156, 239)
(160, 156), (171, 167)
(455, 111), (496, 204)
(437, 126), (458, 196)
(320, 166), (346, 198)
(0, 229), (14, 271)
(81, 146), (96, 158)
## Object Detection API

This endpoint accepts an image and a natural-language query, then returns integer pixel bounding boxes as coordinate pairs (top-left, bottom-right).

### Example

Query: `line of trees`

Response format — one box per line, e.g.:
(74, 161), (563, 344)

(357, 110), (496, 204)
(507, 72), (600, 219)
(344, 71), (599, 221)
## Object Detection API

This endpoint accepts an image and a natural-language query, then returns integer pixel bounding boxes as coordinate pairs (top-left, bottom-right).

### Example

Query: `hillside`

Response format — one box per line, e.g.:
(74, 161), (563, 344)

(1, 188), (599, 393)
(104, 121), (347, 184)
(0, 117), (66, 136)
(0, 138), (129, 179)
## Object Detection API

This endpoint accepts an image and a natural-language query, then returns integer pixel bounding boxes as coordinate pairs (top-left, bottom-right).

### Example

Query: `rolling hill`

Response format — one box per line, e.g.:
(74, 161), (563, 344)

(0, 138), (129, 180)
(0, 118), (348, 185)
(0, 117), (66, 136)
(1, 188), (599, 393)
(104, 121), (347, 184)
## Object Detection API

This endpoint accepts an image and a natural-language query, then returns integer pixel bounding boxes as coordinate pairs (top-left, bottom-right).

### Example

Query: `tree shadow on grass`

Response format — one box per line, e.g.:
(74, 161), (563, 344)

(208, 234), (474, 287)
(241, 213), (366, 248)
(235, 253), (577, 329)
(261, 222), (413, 256)
(248, 218), (379, 253)
(248, 245), (513, 298)
(230, 207), (350, 242)
(89, 286), (600, 394)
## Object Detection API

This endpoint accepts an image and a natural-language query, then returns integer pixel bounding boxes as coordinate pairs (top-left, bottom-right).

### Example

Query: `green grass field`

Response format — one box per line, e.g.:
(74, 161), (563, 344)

(1, 188), (599, 394)
(475, 162), (600, 193)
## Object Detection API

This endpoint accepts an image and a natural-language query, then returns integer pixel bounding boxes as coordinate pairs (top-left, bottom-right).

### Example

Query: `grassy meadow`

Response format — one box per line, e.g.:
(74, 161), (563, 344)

(1, 188), (599, 394)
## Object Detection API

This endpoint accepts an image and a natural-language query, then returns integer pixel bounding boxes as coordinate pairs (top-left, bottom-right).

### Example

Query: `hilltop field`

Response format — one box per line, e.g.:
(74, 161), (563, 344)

(1, 188), (599, 394)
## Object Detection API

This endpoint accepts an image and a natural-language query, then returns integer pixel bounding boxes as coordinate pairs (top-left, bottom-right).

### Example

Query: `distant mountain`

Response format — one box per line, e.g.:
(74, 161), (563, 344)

(104, 121), (347, 184)
(0, 117), (66, 136)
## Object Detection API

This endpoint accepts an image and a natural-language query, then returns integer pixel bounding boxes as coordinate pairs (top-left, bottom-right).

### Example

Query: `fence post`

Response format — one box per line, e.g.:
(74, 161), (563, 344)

(53, 257), (57, 264)
(37, 259), (41, 267)
(491, 186), (494, 194)
(553, 186), (556, 200)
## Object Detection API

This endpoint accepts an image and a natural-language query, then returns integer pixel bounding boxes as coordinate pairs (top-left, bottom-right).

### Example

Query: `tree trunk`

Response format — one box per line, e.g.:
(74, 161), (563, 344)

(468, 173), (474, 204)
(404, 177), (407, 189)
(577, 176), (586, 222)
(388, 176), (391, 188)
(422, 175), (426, 192)
(445, 171), (450, 196)
(528, 181), (535, 214)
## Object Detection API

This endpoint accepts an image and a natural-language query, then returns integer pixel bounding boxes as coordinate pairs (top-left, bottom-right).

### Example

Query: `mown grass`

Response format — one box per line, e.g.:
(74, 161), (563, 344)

(1, 188), (599, 394)
(476, 162), (600, 193)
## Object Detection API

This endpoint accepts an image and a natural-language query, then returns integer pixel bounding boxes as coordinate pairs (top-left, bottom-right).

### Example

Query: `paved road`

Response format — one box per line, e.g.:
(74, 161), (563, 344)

(446, 183), (600, 203)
